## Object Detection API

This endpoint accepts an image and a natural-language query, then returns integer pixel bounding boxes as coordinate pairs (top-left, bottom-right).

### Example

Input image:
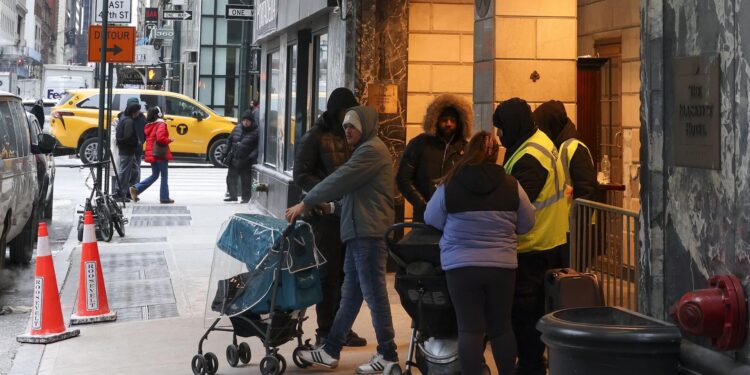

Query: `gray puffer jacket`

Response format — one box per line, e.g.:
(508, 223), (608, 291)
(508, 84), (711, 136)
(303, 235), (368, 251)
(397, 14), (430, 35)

(302, 106), (394, 242)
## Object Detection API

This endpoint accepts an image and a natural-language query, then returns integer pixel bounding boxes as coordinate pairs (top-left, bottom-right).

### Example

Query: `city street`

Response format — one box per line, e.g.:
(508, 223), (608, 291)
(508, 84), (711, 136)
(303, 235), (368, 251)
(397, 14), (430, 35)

(0, 157), (435, 375)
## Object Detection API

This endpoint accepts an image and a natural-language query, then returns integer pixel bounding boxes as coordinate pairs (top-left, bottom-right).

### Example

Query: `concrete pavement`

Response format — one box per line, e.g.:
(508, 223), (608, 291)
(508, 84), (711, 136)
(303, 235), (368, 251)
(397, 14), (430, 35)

(9, 165), (457, 375)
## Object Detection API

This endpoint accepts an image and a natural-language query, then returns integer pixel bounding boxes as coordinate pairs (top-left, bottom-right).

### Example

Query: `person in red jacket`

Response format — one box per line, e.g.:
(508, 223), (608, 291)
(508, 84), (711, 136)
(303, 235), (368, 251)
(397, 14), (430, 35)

(130, 107), (174, 204)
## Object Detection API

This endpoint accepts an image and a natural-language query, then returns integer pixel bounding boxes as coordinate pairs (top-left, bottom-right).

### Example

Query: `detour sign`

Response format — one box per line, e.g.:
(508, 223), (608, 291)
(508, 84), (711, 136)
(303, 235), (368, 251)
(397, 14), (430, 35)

(88, 25), (136, 63)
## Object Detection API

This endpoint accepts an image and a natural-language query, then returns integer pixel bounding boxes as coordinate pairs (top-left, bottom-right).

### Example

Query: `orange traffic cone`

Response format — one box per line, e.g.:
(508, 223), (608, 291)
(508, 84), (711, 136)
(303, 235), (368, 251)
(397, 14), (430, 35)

(16, 222), (80, 343)
(70, 210), (117, 324)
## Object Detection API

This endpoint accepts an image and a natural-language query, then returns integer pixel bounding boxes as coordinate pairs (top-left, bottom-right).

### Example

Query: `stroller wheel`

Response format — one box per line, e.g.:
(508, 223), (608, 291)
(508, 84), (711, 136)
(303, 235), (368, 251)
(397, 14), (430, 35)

(292, 346), (311, 368)
(238, 342), (251, 364)
(204, 352), (219, 375)
(384, 363), (402, 375)
(260, 355), (281, 375)
(191, 354), (207, 375)
(226, 345), (240, 367)
(274, 354), (287, 374)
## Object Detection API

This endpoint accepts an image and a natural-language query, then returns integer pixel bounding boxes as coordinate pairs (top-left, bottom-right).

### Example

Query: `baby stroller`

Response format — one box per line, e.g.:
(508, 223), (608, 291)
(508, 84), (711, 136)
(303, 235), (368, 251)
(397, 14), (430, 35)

(385, 223), (491, 375)
(190, 214), (326, 375)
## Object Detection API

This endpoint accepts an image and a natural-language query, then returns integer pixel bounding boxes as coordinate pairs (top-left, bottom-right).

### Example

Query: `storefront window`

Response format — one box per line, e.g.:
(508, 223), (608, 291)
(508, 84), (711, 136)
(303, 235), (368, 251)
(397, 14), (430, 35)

(314, 33), (328, 121)
(285, 44), (298, 172)
(264, 51), (280, 167)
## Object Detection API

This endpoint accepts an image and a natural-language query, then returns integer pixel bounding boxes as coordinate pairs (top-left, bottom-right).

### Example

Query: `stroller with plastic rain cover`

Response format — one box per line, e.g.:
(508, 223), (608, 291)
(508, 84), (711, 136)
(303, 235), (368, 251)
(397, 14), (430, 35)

(385, 223), (490, 375)
(191, 214), (326, 375)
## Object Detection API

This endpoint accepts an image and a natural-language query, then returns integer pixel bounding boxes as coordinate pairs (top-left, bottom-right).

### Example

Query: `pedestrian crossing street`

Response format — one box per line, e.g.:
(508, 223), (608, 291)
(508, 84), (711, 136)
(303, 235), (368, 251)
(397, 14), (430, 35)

(134, 166), (228, 203)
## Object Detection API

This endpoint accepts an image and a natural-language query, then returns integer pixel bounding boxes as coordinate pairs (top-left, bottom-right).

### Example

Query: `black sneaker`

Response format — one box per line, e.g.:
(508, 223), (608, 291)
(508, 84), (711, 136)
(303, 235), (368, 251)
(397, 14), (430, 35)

(344, 330), (367, 347)
(224, 197), (238, 202)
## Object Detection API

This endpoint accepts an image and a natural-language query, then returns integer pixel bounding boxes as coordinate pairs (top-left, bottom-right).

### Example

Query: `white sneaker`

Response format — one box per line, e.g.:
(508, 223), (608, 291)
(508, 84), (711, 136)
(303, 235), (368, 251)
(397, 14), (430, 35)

(298, 346), (339, 369)
(356, 353), (398, 374)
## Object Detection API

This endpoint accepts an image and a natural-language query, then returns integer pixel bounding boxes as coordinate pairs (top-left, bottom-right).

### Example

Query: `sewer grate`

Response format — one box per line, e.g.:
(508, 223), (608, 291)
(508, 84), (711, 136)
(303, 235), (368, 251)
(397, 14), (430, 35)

(132, 206), (190, 215)
(100, 251), (167, 270)
(147, 304), (179, 319)
(129, 215), (192, 227)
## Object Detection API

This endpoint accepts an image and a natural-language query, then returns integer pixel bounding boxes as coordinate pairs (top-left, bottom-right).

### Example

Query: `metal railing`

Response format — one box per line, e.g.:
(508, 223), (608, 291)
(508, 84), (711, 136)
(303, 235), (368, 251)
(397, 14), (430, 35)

(570, 198), (640, 311)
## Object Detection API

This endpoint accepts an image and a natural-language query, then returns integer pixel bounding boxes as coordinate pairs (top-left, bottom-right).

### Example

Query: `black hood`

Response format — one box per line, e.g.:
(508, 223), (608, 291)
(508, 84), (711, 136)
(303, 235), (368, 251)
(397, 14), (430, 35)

(454, 163), (506, 195)
(321, 87), (358, 132)
(492, 98), (537, 162)
(533, 100), (579, 148)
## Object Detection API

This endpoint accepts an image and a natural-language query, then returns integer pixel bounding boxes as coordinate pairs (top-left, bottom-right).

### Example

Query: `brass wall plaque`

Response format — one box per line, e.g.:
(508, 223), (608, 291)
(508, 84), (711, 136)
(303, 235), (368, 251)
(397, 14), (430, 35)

(672, 55), (721, 169)
(367, 84), (399, 114)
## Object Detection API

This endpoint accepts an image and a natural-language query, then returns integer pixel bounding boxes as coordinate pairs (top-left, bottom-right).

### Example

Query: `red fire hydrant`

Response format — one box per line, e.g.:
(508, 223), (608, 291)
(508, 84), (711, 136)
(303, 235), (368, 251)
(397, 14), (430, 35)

(672, 274), (747, 351)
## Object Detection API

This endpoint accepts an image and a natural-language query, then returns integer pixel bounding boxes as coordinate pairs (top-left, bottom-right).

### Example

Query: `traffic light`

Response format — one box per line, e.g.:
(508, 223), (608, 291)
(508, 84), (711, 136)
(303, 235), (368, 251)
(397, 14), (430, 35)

(146, 66), (163, 82)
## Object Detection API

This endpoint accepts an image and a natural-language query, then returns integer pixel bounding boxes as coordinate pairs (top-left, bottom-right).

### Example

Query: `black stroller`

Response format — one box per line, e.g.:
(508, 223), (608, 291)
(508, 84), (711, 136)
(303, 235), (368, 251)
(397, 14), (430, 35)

(191, 214), (325, 375)
(385, 223), (491, 375)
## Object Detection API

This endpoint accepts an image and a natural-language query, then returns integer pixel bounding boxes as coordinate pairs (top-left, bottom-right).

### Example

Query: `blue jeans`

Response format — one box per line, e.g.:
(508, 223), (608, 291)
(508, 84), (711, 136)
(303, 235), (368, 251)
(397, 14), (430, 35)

(323, 237), (397, 361)
(134, 161), (169, 200)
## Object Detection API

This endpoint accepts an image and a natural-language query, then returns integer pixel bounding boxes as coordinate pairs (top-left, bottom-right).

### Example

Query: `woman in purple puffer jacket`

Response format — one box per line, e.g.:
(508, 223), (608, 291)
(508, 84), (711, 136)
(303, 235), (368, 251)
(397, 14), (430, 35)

(424, 131), (535, 375)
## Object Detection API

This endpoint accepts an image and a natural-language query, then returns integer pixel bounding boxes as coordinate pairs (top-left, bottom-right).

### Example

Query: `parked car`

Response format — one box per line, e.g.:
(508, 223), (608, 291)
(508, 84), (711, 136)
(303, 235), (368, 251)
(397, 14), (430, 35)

(50, 89), (237, 166)
(22, 99), (58, 133)
(26, 112), (56, 221)
(0, 91), (53, 269)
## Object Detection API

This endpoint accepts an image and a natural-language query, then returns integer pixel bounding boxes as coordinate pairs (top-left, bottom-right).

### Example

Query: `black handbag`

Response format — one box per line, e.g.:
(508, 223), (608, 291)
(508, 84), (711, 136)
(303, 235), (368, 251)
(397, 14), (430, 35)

(152, 141), (168, 158)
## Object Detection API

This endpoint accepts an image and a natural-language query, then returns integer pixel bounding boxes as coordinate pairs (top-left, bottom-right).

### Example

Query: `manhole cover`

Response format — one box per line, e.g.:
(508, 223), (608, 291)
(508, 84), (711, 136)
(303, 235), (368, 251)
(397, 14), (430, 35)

(132, 206), (190, 214)
(129, 215), (192, 226)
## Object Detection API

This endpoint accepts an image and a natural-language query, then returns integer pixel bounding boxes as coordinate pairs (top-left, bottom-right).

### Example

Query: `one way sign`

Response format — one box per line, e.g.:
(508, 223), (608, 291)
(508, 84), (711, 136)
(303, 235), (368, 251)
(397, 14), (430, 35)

(225, 4), (253, 20)
(163, 10), (192, 21)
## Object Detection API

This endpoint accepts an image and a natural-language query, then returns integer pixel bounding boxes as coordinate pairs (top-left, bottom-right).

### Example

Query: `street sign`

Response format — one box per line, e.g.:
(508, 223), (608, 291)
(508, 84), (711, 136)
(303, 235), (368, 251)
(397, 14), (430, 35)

(145, 7), (158, 22)
(163, 10), (192, 21)
(94, 0), (132, 23)
(154, 28), (175, 39)
(87, 25), (136, 63)
(249, 45), (261, 74)
(225, 4), (254, 20)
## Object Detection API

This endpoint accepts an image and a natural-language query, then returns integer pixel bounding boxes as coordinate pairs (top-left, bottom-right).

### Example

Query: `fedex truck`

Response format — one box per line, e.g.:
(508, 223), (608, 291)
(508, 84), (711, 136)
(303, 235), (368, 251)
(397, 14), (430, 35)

(42, 65), (95, 101)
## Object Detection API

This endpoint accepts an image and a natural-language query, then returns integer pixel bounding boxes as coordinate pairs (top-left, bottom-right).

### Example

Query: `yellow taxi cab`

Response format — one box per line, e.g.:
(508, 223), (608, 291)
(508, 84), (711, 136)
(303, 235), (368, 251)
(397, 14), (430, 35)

(50, 89), (237, 166)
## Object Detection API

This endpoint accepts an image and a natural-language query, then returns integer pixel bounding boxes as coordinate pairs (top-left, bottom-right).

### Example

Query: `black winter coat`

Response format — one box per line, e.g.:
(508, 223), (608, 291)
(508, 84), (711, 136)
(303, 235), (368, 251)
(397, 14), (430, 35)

(293, 112), (351, 193)
(116, 117), (139, 155)
(224, 123), (259, 168)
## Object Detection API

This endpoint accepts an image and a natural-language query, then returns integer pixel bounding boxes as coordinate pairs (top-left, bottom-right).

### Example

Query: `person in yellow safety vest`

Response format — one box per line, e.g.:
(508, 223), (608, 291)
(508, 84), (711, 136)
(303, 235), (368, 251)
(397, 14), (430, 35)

(493, 98), (568, 375)
(533, 100), (598, 268)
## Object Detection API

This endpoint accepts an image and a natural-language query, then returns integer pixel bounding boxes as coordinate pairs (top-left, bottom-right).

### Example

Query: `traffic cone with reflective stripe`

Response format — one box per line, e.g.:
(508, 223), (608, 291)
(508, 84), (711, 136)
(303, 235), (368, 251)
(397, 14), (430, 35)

(70, 210), (116, 324)
(17, 222), (80, 343)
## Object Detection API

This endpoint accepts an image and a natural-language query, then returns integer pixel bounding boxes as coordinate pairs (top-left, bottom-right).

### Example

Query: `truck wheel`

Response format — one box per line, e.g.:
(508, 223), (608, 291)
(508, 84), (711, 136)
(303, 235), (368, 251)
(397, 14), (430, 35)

(79, 137), (99, 165)
(8, 209), (37, 265)
(208, 139), (228, 168)
(44, 189), (54, 221)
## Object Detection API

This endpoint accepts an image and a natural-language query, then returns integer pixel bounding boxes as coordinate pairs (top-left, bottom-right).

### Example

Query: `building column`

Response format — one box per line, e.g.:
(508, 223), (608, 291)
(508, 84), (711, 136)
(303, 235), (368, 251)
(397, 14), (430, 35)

(474, 0), (577, 135)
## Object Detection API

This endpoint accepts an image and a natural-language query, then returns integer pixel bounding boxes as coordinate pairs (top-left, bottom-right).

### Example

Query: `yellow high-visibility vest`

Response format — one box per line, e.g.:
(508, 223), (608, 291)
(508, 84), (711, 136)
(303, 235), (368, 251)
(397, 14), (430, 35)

(504, 130), (568, 253)
(559, 138), (593, 210)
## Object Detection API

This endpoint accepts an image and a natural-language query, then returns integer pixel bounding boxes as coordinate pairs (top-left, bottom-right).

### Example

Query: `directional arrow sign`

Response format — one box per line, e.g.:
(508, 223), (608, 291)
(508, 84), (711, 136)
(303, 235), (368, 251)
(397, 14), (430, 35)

(163, 10), (192, 21)
(225, 4), (253, 20)
(87, 25), (136, 63)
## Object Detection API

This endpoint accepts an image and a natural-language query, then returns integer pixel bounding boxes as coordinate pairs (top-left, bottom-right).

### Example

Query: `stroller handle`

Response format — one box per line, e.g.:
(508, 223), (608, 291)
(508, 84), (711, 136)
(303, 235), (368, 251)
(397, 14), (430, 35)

(272, 218), (297, 251)
(383, 222), (436, 248)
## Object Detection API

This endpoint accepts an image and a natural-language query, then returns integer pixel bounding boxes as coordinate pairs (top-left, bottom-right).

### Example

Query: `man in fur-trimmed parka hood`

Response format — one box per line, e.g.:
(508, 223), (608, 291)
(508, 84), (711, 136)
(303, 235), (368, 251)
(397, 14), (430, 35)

(397, 94), (473, 221)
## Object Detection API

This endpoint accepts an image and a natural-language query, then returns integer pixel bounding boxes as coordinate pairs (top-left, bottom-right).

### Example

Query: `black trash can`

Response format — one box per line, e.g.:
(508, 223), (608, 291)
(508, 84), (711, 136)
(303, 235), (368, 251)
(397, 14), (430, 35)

(537, 306), (682, 375)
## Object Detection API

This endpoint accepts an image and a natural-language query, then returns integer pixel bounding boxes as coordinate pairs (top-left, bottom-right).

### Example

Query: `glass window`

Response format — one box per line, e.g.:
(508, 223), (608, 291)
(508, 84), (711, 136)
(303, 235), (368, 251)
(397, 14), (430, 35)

(200, 47), (213, 75)
(9, 101), (29, 156)
(201, 18), (214, 44)
(0, 101), (19, 158)
(264, 51), (280, 167)
(215, 18), (228, 45)
(77, 94), (101, 109)
(284, 44), (298, 172)
(141, 95), (160, 111)
(215, 47), (239, 76)
(213, 78), (226, 106)
(198, 78), (213, 104)
(165, 97), (205, 118)
(314, 33), (328, 121)
(227, 20), (243, 44)
(201, 0), (214, 17)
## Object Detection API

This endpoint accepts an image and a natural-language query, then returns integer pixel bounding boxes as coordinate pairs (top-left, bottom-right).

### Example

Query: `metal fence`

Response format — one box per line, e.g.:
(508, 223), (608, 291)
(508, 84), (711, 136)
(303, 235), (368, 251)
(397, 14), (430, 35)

(570, 198), (640, 311)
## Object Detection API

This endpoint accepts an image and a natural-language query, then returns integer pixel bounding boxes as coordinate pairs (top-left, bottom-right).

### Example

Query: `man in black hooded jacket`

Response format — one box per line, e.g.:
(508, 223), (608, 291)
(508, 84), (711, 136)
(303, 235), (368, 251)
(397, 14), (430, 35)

(533, 100), (597, 201)
(397, 94), (471, 222)
(222, 110), (259, 203)
(293, 87), (366, 347)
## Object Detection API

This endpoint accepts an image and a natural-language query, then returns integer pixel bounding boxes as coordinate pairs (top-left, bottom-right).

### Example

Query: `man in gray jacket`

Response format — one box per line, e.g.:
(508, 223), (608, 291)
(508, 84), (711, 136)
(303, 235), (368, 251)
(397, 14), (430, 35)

(286, 106), (398, 374)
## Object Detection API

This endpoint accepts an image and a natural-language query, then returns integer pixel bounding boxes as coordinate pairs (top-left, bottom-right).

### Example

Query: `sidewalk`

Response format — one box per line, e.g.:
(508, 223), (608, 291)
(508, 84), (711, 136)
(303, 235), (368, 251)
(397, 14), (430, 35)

(12, 170), (424, 375)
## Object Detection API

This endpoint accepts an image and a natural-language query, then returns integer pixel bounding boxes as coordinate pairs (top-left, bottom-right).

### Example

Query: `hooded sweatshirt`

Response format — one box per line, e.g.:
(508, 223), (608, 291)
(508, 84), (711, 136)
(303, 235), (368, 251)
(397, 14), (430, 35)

(533, 101), (597, 200)
(397, 94), (472, 221)
(424, 163), (535, 270)
(293, 87), (358, 192)
(303, 106), (394, 242)
(493, 98), (549, 202)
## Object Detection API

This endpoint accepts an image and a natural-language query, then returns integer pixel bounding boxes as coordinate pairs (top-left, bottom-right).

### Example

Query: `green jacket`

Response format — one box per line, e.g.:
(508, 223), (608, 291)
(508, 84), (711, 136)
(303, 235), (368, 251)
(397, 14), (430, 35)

(303, 106), (395, 242)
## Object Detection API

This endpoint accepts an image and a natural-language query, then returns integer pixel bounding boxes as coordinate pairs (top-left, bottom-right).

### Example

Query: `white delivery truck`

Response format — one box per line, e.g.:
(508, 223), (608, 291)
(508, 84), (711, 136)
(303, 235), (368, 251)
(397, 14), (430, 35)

(0, 72), (17, 94)
(18, 78), (42, 99)
(42, 64), (95, 101)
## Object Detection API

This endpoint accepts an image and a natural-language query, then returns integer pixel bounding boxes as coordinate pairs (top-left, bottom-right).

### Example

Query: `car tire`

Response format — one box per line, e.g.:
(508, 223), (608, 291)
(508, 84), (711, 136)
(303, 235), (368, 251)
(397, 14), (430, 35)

(44, 189), (54, 221)
(0, 219), (7, 270)
(208, 139), (228, 168)
(79, 137), (99, 165)
(8, 209), (37, 265)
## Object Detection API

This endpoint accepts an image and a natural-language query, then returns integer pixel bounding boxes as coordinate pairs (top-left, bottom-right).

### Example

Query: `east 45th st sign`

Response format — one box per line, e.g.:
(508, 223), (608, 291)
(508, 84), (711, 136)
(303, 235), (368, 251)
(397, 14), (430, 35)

(95, 0), (132, 23)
